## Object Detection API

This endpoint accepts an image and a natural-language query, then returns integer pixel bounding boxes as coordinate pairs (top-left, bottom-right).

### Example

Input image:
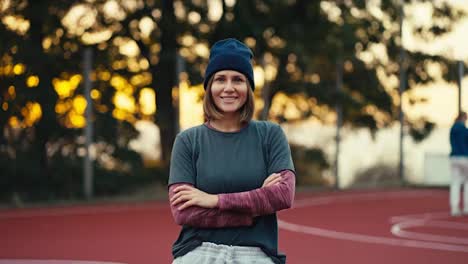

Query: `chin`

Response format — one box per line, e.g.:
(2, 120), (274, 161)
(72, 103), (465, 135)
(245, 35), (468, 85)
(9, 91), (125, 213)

(221, 108), (239, 113)
(217, 103), (241, 113)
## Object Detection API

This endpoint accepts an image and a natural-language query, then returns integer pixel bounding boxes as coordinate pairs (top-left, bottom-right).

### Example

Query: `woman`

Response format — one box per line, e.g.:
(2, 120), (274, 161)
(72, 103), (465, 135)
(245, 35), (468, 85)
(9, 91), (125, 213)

(168, 38), (296, 264)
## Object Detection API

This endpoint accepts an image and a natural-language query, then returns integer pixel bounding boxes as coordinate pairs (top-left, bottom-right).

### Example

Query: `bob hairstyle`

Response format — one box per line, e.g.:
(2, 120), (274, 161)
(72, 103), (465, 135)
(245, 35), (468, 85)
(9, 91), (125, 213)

(203, 74), (255, 123)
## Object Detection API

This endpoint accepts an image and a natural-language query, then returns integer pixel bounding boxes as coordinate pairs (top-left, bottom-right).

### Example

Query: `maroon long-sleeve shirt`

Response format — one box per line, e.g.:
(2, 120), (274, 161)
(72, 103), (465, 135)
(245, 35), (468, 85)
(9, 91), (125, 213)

(169, 169), (295, 228)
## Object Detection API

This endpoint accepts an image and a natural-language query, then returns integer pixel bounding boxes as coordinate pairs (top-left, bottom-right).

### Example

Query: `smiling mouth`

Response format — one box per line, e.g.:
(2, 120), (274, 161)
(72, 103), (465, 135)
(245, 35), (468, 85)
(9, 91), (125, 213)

(220, 96), (238, 101)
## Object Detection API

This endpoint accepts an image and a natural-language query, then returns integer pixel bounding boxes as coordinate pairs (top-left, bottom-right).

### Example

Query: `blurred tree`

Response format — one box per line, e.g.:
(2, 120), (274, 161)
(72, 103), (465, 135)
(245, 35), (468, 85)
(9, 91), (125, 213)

(197, 0), (465, 136)
(290, 144), (330, 186)
(78, 0), (179, 165)
(0, 0), (147, 201)
(0, 0), (75, 184)
(83, 0), (464, 165)
(349, 0), (466, 133)
(238, 0), (465, 187)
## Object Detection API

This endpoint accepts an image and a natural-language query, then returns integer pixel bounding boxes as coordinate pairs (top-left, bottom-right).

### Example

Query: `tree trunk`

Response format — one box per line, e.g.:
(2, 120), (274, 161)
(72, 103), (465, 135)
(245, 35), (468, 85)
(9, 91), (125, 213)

(155, 0), (177, 165)
(26, 1), (59, 182)
(260, 53), (289, 120)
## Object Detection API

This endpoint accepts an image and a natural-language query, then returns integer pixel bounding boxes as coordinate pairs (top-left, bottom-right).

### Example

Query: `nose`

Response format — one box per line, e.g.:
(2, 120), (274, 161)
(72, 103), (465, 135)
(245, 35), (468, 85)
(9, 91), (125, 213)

(223, 80), (235, 92)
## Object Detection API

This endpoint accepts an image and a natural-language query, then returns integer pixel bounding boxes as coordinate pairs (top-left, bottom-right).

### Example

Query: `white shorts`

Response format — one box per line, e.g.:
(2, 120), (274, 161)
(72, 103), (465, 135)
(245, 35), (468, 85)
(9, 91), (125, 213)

(172, 242), (275, 264)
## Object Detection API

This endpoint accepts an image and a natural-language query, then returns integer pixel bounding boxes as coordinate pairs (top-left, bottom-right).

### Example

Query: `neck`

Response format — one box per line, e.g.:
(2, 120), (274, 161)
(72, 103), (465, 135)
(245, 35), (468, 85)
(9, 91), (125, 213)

(209, 114), (244, 132)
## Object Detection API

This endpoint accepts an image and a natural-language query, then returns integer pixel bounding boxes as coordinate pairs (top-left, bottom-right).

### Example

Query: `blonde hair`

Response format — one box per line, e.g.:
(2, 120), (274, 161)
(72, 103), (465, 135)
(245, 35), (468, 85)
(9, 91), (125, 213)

(203, 75), (255, 123)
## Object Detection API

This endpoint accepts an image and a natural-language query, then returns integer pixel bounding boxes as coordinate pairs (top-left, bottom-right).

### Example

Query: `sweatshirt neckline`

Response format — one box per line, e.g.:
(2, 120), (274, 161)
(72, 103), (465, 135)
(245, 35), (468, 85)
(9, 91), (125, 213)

(203, 121), (251, 135)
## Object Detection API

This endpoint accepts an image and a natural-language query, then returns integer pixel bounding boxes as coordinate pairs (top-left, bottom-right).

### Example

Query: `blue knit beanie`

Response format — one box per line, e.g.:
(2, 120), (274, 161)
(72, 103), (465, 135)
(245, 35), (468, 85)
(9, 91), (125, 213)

(204, 38), (255, 90)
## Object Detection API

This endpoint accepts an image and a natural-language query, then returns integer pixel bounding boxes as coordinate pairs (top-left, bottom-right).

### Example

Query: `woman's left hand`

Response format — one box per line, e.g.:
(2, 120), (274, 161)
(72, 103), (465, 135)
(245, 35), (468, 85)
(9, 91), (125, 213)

(171, 185), (219, 210)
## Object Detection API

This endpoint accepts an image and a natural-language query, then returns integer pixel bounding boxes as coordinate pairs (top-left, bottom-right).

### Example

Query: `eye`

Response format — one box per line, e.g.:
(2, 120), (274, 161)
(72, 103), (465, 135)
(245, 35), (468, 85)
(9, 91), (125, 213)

(214, 76), (225, 82)
(233, 76), (245, 83)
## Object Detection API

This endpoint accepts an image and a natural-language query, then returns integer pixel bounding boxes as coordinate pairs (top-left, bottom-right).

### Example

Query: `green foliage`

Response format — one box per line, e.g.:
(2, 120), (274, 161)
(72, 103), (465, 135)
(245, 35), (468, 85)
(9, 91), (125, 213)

(0, 0), (155, 203)
(408, 119), (435, 143)
(0, 142), (167, 203)
(290, 144), (330, 186)
(351, 163), (401, 188)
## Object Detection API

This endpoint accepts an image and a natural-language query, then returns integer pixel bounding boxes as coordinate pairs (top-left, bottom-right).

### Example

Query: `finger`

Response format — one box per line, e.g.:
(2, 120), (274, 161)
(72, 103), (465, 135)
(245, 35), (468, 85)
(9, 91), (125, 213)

(265, 177), (282, 187)
(265, 174), (279, 183)
(171, 195), (182, 206)
(178, 200), (195, 210)
(264, 174), (280, 185)
(272, 177), (283, 185)
(171, 194), (183, 205)
(172, 194), (191, 206)
(170, 190), (190, 202)
(170, 192), (181, 203)
(172, 191), (193, 204)
(271, 176), (282, 183)
(173, 185), (193, 193)
(269, 174), (283, 183)
(270, 173), (281, 180)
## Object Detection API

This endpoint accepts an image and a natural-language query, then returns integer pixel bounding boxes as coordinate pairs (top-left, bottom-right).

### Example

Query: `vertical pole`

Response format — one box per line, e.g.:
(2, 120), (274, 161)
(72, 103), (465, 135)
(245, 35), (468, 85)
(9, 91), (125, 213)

(175, 53), (185, 133)
(83, 47), (94, 199)
(398, 4), (406, 184)
(335, 59), (343, 190)
(458, 60), (464, 115)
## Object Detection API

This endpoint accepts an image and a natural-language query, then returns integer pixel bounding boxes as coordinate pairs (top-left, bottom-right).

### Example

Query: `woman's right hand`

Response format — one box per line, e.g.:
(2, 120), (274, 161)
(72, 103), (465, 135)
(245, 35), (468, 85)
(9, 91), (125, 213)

(262, 173), (282, 187)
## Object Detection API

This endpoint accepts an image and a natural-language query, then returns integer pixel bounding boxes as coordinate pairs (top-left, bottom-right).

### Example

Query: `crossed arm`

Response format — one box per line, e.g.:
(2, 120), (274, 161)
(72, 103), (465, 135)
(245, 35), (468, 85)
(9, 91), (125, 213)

(169, 169), (295, 228)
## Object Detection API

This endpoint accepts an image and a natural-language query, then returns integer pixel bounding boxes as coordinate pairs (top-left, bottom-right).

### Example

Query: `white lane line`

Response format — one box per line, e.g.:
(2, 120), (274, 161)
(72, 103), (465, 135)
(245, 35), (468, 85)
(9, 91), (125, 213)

(278, 219), (468, 253)
(420, 220), (468, 230)
(279, 190), (468, 253)
(293, 190), (442, 208)
(0, 260), (127, 264)
(391, 221), (468, 245)
(390, 212), (468, 244)
(389, 212), (449, 223)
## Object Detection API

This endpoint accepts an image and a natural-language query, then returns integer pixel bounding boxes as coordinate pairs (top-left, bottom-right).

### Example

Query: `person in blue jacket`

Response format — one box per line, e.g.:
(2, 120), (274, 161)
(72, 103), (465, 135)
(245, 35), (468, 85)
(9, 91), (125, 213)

(449, 111), (468, 216)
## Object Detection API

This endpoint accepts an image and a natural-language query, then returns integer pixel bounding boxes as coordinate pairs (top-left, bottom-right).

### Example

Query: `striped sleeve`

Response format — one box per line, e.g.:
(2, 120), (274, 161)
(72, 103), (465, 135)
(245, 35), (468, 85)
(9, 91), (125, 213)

(217, 170), (295, 216)
(169, 183), (254, 228)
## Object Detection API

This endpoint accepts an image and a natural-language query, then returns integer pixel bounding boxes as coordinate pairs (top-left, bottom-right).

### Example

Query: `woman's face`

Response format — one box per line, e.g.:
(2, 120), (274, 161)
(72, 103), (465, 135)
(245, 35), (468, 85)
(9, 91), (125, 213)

(210, 70), (248, 115)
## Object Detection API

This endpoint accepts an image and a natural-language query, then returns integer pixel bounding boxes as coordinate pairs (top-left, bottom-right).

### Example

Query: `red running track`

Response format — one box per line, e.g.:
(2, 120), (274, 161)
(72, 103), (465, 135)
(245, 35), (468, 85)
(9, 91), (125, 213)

(1, 188), (467, 264)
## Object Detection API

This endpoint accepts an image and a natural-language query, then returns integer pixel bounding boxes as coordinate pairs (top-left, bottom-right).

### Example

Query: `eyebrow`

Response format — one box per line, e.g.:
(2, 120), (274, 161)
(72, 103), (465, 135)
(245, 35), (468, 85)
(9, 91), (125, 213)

(214, 73), (245, 79)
